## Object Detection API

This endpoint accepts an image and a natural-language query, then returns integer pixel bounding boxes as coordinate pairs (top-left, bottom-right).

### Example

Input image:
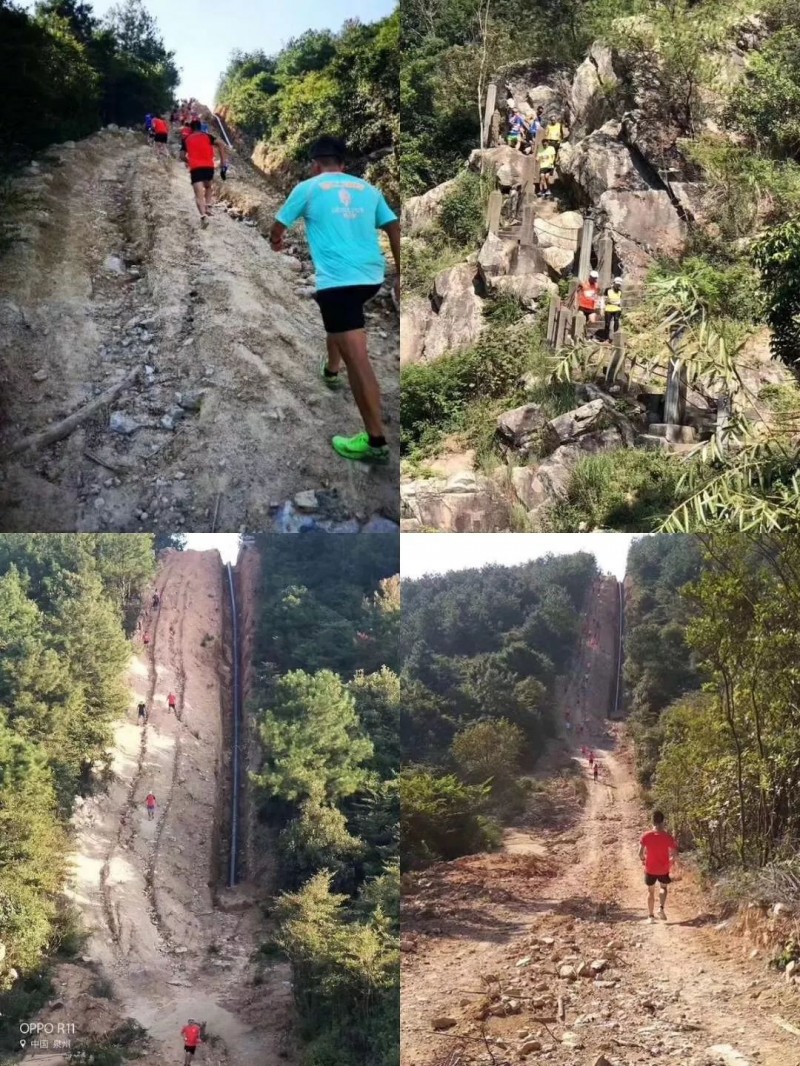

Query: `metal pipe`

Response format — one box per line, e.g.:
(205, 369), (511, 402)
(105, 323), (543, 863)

(226, 562), (241, 887)
(613, 579), (623, 716)
(214, 113), (234, 150)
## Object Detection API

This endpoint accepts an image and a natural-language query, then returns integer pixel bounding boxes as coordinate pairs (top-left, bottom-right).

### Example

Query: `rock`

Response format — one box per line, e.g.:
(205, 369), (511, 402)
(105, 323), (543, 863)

(106, 124), (120, 132)
(402, 178), (460, 235)
(542, 246), (575, 278)
(431, 1016), (457, 1031)
(590, 958), (608, 974)
(401, 263), (484, 366)
(468, 146), (529, 187)
(516, 956), (533, 968)
(558, 964), (577, 980)
(103, 255), (126, 274)
(511, 428), (622, 520)
(785, 959), (797, 981)
(570, 44), (619, 139)
(592, 1056), (613, 1066)
(772, 902), (792, 918)
(174, 471), (186, 481)
(177, 390), (205, 412)
(478, 232), (517, 281)
(533, 210), (583, 252)
(160, 416), (176, 431)
(294, 490), (318, 512)
(576, 960), (590, 977)
(520, 1040), (542, 1055)
(173, 946), (189, 955)
(542, 399), (611, 453)
(362, 515), (400, 533)
(706, 1047), (754, 1066)
(49, 999), (66, 1010)
(489, 272), (556, 309)
(109, 411), (140, 435)
(496, 402), (547, 457)
(401, 470), (512, 532)
(32, 369), (48, 382)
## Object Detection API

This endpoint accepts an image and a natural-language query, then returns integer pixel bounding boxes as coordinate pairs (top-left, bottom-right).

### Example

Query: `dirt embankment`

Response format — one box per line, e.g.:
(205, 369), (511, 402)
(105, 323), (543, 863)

(28, 549), (296, 1066)
(0, 125), (399, 532)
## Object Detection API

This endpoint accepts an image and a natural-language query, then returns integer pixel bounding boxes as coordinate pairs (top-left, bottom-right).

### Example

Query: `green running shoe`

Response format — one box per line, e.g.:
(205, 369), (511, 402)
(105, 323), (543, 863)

(320, 358), (343, 390)
(331, 431), (389, 464)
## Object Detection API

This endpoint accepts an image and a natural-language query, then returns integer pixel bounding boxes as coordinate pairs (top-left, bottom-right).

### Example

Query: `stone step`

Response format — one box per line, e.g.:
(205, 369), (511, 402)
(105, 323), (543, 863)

(636, 434), (698, 454)
(647, 423), (697, 443)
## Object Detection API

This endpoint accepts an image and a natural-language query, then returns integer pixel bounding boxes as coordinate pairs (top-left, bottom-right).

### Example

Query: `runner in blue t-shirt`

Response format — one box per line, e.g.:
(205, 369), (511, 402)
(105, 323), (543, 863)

(269, 135), (399, 465)
(507, 110), (528, 150)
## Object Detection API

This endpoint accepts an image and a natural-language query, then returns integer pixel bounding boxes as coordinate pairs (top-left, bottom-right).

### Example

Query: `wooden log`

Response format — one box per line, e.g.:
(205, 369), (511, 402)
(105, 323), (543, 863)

(573, 312), (585, 343)
(577, 217), (595, 282)
(547, 296), (559, 344)
(556, 307), (570, 350)
(9, 366), (143, 454)
(486, 190), (503, 234)
(521, 153), (536, 204)
(664, 329), (688, 424)
(482, 83), (497, 148)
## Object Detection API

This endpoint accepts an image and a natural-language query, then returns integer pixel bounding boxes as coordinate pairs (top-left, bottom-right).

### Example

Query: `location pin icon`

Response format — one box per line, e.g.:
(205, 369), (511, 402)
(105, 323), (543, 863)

(19, 1040), (26, 1048)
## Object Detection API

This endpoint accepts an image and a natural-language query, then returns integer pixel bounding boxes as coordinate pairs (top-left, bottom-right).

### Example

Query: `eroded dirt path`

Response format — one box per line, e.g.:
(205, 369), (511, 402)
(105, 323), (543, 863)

(0, 127), (398, 531)
(401, 736), (800, 1066)
(51, 549), (295, 1065)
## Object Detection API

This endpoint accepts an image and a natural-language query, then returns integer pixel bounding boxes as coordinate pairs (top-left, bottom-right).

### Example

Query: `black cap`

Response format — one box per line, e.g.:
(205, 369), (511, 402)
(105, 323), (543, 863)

(309, 136), (346, 162)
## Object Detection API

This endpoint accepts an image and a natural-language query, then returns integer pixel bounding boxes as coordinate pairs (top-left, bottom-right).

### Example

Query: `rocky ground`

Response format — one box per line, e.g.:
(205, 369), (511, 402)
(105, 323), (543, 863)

(23, 549), (296, 1066)
(401, 737), (800, 1066)
(0, 124), (399, 532)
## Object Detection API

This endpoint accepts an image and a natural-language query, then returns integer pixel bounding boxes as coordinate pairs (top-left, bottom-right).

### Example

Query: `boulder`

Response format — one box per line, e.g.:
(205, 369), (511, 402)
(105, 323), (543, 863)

(533, 210), (583, 251)
(599, 187), (687, 261)
(401, 178), (459, 235)
(478, 232), (517, 281)
(542, 246), (575, 278)
(468, 146), (527, 187)
(511, 428), (623, 521)
(401, 264), (485, 366)
(489, 273), (556, 309)
(402, 471), (511, 532)
(431, 1017), (457, 1031)
(543, 399), (613, 452)
(570, 44), (619, 138)
(496, 403), (547, 457)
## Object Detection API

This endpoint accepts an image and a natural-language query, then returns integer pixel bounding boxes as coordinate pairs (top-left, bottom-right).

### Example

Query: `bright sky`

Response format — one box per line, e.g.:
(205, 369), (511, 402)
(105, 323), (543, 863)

(401, 534), (650, 582)
(183, 534), (241, 563)
(23, 0), (396, 109)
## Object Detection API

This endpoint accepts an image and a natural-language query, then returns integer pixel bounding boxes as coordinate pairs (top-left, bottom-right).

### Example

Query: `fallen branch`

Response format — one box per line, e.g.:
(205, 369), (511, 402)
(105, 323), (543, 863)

(10, 366), (142, 454)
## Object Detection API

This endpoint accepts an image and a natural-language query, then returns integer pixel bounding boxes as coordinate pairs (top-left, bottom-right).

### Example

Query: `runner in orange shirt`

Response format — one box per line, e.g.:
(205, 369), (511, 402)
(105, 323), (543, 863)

(167, 692), (177, 713)
(151, 115), (169, 159)
(179, 119), (227, 227)
(639, 810), (679, 923)
(181, 1019), (203, 1065)
(145, 792), (157, 821)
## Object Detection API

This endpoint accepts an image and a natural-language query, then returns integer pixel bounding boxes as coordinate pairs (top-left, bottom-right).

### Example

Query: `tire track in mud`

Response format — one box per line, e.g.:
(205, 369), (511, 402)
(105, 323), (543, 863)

(143, 577), (190, 950)
(99, 579), (167, 949)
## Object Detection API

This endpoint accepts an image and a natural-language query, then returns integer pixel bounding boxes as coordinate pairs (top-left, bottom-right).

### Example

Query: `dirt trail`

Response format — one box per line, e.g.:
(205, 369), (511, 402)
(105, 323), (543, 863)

(46, 549), (295, 1066)
(0, 126), (399, 531)
(402, 751), (800, 1066)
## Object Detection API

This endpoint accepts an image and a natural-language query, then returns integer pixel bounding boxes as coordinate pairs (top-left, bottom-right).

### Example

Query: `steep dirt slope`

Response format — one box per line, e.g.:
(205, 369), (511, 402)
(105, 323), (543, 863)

(0, 127), (398, 531)
(40, 549), (296, 1065)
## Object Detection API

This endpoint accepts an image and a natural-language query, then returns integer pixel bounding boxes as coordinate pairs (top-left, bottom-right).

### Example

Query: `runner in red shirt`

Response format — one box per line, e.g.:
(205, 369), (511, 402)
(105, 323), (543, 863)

(167, 692), (177, 713)
(588, 750), (594, 767)
(151, 115), (169, 159)
(142, 632), (150, 646)
(639, 809), (678, 923)
(179, 119), (227, 228)
(181, 1019), (203, 1065)
(145, 792), (157, 821)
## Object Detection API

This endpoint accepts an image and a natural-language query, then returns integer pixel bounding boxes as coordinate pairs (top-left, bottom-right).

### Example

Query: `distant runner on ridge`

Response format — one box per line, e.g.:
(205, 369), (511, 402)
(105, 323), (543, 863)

(269, 135), (400, 465)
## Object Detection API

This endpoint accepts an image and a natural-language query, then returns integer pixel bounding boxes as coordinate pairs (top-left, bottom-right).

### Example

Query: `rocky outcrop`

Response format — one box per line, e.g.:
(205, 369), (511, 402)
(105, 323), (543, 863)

(401, 470), (512, 532)
(489, 272), (556, 309)
(570, 44), (620, 139)
(468, 147), (529, 188)
(478, 232), (517, 281)
(496, 403), (547, 458)
(402, 178), (459, 235)
(401, 263), (485, 366)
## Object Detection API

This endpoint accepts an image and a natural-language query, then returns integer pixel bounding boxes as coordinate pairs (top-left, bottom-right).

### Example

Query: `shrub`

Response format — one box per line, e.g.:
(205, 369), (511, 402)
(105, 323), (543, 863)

(546, 449), (686, 532)
(400, 766), (501, 867)
(438, 170), (488, 247)
(451, 718), (525, 786)
(648, 255), (760, 321)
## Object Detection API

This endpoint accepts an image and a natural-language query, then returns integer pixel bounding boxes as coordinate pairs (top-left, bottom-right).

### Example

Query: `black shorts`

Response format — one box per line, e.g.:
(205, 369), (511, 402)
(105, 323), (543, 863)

(540, 167), (554, 176)
(154, 133), (168, 144)
(644, 873), (671, 886)
(190, 167), (215, 185)
(184, 1047), (197, 1056)
(315, 283), (381, 334)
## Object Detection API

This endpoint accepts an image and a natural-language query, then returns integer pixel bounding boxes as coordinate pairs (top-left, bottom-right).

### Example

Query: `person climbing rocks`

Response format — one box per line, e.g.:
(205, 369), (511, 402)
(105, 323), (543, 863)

(530, 105), (545, 139)
(545, 115), (566, 163)
(537, 140), (557, 198)
(152, 592), (160, 609)
(593, 762), (599, 782)
(507, 109), (529, 151)
(145, 791), (157, 821)
(578, 271), (601, 322)
(269, 135), (400, 466)
(603, 276), (623, 339)
(151, 115), (169, 158)
(639, 810), (679, 923)
(179, 119), (227, 228)
(181, 1019), (203, 1064)
(167, 692), (177, 713)
(137, 701), (147, 725)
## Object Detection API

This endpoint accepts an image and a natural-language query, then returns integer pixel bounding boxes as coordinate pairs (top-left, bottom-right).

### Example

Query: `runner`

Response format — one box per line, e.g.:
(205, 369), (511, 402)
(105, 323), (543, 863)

(179, 119), (227, 229)
(144, 113), (153, 138)
(588, 750), (594, 767)
(152, 592), (160, 609)
(181, 1019), (203, 1065)
(269, 135), (400, 465)
(137, 701), (147, 726)
(142, 632), (150, 646)
(167, 692), (177, 713)
(145, 791), (157, 821)
(639, 809), (679, 923)
(151, 115), (169, 159)
(593, 762), (599, 782)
